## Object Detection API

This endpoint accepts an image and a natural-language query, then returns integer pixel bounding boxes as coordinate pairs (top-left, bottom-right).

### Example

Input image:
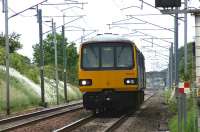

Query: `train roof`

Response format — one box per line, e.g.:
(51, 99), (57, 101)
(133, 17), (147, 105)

(82, 34), (134, 44)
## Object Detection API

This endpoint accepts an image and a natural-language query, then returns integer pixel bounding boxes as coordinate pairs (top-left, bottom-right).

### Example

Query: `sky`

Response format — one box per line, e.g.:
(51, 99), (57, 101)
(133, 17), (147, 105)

(0, 0), (200, 72)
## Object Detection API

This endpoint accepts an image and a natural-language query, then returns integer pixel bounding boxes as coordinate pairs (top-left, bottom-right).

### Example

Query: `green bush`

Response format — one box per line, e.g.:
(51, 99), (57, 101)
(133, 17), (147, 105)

(163, 89), (172, 104)
(163, 89), (177, 113)
(24, 67), (40, 84)
(0, 48), (5, 65)
(169, 96), (198, 132)
(9, 53), (40, 84)
(44, 65), (54, 79)
(0, 70), (40, 112)
(0, 33), (40, 84)
(33, 34), (79, 86)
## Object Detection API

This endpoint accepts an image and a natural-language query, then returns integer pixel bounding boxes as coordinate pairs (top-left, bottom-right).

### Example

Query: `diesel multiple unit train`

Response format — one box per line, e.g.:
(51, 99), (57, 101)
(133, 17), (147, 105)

(79, 34), (146, 113)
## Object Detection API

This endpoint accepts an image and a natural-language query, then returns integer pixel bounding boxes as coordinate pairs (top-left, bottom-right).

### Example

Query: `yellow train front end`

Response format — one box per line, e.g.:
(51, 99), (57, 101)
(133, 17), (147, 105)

(79, 35), (145, 112)
(79, 69), (138, 92)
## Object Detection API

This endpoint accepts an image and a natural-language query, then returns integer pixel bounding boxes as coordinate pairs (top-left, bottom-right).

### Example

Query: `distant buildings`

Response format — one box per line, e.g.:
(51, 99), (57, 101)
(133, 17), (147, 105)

(146, 71), (167, 89)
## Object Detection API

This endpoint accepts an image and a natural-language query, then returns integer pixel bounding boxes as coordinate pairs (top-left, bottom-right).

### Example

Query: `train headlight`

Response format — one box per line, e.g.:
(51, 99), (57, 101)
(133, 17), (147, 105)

(124, 78), (137, 85)
(126, 80), (130, 84)
(82, 80), (87, 85)
(79, 79), (92, 86)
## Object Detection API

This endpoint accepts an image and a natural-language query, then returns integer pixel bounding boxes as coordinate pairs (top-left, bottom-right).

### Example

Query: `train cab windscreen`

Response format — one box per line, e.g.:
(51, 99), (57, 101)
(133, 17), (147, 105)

(82, 43), (134, 70)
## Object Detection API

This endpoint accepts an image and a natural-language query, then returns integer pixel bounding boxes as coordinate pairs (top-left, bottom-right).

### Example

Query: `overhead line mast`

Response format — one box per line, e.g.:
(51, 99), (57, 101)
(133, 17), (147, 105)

(4, 0), (10, 115)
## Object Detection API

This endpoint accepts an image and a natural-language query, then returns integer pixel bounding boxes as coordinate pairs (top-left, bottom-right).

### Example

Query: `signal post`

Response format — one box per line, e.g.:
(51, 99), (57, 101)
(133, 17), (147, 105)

(154, 0), (198, 131)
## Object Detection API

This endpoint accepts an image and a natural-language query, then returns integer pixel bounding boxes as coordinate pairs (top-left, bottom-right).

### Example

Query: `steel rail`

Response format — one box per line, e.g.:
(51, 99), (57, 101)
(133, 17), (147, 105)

(53, 115), (94, 132)
(0, 101), (83, 131)
(0, 101), (82, 124)
(103, 114), (130, 132)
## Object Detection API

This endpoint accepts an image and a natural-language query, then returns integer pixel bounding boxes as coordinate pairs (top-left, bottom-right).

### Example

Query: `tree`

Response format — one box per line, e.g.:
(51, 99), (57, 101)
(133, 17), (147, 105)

(0, 32), (23, 65)
(32, 33), (79, 85)
(0, 32), (39, 83)
(66, 43), (78, 84)
(0, 48), (5, 64)
(0, 32), (22, 53)
(178, 42), (194, 81)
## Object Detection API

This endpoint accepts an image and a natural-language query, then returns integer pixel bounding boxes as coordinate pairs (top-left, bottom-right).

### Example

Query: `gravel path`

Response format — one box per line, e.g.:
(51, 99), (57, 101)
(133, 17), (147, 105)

(115, 90), (172, 132)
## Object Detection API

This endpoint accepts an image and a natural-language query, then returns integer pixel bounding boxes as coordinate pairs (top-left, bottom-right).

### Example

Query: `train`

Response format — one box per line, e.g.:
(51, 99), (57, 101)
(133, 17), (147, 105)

(78, 34), (146, 113)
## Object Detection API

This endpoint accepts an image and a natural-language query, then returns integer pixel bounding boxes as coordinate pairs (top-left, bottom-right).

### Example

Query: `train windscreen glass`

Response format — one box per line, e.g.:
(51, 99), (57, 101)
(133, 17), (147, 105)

(82, 46), (99, 68)
(101, 47), (114, 67)
(116, 46), (132, 68)
(82, 44), (133, 69)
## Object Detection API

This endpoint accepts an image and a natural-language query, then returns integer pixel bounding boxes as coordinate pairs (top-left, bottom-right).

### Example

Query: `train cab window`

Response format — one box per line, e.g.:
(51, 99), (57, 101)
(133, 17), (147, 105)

(81, 42), (134, 70)
(82, 46), (99, 68)
(101, 47), (114, 68)
(116, 46), (132, 68)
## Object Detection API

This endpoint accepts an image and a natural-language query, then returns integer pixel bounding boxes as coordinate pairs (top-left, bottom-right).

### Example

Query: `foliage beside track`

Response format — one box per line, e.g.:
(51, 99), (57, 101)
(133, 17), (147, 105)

(0, 33), (40, 84)
(163, 89), (198, 132)
(178, 42), (194, 81)
(0, 32), (81, 113)
(163, 89), (177, 113)
(32, 34), (79, 85)
(0, 33), (22, 53)
(0, 33), (79, 85)
(166, 42), (198, 132)
(168, 95), (198, 132)
(0, 70), (40, 112)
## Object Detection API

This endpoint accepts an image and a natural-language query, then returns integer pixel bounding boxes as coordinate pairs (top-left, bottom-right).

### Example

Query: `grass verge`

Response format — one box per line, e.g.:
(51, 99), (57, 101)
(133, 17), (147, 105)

(0, 70), (40, 113)
(164, 89), (198, 132)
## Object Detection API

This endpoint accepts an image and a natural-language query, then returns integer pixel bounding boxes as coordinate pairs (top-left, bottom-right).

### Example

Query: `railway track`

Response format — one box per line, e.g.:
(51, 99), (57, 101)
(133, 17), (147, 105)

(0, 101), (83, 131)
(103, 112), (131, 132)
(54, 90), (156, 132)
(53, 115), (94, 132)
(103, 91), (156, 132)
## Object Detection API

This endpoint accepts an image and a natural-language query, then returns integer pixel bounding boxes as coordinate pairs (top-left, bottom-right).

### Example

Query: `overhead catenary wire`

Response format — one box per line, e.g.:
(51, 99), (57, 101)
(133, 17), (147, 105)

(60, 6), (83, 12)
(41, 2), (88, 6)
(112, 17), (138, 24)
(8, 7), (36, 18)
(126, 13), (173, 17)
(109, 22), (147, 25)
(73, 30), (98, 42)
(129, 16), (174, 32)
(133, 30), (173, 44)
(43, 16), (84, 35)
(119, 0), (184, 22)
(43, 0), (93, 37)
(108, 24), (173, 44)
(141, 38), (169, 50)
(131, 28), (173, 31)
(43, 1), (85, 13)
(138, 0), (184, 21)
(43, 15), (85, 18)
(8, 0), (47, 19)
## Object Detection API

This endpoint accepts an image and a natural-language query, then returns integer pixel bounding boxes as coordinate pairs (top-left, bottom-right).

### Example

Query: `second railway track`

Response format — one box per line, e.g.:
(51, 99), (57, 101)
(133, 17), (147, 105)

(0, 101), (83, 131)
